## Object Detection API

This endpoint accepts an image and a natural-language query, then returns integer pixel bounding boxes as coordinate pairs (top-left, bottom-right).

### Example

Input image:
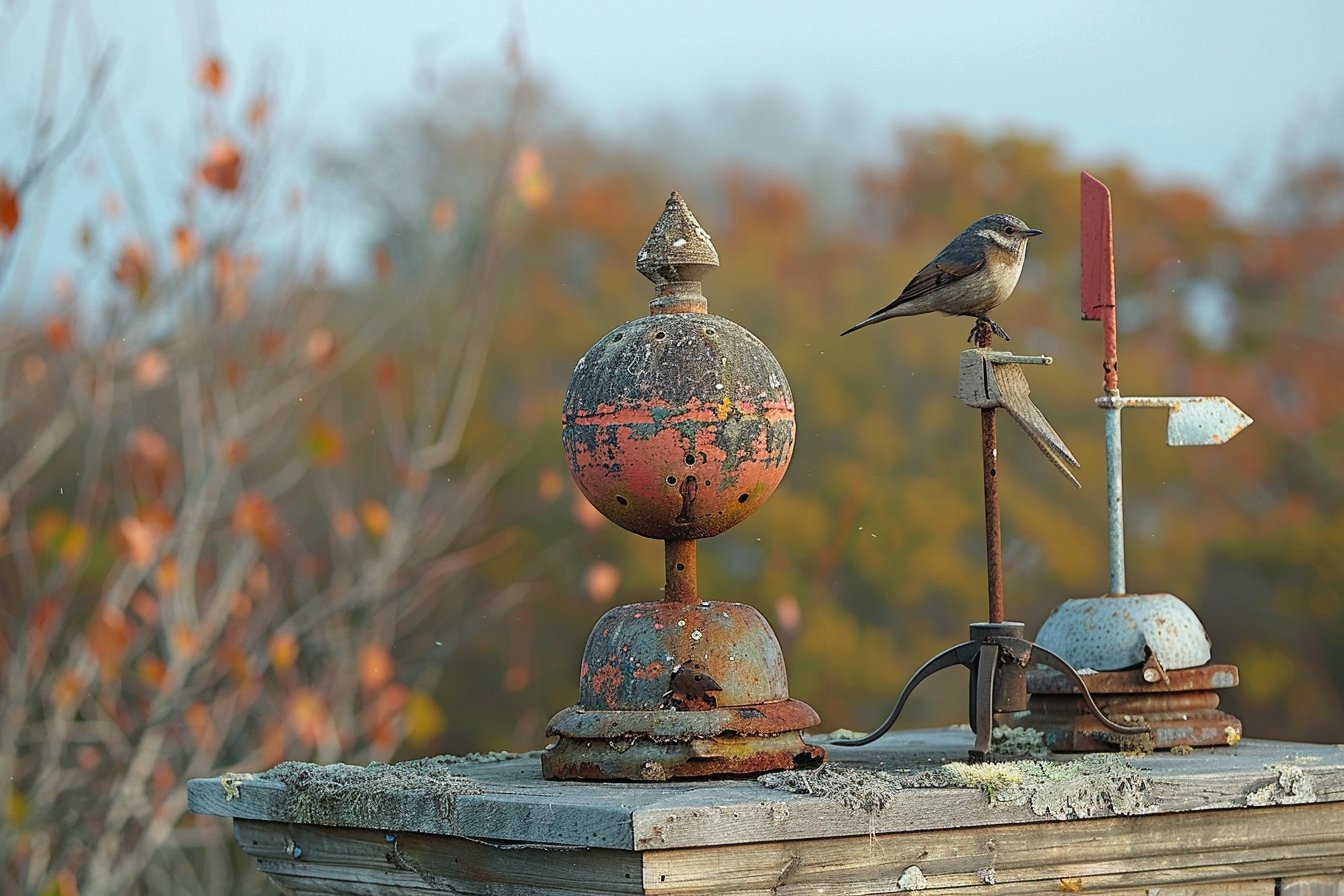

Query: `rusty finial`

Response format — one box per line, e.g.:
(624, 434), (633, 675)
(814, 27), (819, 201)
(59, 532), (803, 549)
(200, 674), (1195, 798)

(637, 191), (718, 312)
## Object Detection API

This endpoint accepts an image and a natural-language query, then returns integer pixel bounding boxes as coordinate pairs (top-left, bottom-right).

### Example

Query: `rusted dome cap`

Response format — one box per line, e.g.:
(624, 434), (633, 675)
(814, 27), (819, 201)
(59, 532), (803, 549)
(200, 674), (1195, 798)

(1035, 593), (1212, 672)
(577, 600), (791, 710)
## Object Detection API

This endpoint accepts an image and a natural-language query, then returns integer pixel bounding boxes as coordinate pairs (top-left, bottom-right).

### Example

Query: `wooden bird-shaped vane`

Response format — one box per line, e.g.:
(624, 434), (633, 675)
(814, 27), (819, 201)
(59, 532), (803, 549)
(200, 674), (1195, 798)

(958, 350), (1081, 487)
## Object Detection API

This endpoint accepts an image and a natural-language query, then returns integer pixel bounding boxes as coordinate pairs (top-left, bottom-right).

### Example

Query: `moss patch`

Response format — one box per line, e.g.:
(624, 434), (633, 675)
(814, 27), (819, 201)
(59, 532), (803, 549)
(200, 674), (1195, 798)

(261, 751), (542, 827)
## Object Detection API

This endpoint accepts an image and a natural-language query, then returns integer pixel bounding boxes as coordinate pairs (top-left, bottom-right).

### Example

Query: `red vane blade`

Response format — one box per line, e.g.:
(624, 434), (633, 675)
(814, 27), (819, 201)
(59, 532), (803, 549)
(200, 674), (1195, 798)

(1080, 172), (1116, 321)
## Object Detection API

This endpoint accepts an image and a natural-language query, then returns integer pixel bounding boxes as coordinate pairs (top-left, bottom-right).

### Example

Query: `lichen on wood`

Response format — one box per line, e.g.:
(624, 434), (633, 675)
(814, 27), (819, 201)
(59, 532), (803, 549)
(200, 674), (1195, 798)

(258, 752), (542, 827)
(760, 751), (1153, 821)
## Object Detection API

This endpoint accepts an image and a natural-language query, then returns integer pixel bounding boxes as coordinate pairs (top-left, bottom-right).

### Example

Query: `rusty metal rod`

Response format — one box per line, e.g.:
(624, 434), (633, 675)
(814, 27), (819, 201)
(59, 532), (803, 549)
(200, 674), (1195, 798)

(981, 407), (1005, 624)
(663, 538), (697, 603)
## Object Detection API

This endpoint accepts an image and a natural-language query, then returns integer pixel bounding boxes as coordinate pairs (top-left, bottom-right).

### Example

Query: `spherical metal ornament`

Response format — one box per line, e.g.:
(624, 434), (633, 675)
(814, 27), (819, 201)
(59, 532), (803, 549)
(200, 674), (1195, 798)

(544, 192), (822, 781)
(562, 311), (794, 540)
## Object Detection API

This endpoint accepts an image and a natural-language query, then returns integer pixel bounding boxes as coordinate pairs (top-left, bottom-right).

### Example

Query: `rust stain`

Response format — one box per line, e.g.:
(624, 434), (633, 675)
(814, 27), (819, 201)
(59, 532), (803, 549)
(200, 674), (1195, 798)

(587, 663), (625, 710)
(633, 661), (665, 681)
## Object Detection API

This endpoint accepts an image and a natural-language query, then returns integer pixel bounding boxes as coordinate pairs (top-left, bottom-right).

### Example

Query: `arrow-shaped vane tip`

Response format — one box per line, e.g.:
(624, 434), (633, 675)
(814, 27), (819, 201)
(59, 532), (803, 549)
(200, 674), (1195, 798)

(1166, 396), (1253, 446)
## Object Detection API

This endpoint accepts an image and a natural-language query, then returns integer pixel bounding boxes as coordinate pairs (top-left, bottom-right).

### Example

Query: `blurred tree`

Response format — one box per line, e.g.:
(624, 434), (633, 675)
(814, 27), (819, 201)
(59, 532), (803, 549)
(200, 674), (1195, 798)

(0, 17), (539, 896)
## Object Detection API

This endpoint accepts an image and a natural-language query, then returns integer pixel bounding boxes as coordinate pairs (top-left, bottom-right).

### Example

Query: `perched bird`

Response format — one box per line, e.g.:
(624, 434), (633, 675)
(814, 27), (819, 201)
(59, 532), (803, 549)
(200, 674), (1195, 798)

(841, 214), (1043, 342)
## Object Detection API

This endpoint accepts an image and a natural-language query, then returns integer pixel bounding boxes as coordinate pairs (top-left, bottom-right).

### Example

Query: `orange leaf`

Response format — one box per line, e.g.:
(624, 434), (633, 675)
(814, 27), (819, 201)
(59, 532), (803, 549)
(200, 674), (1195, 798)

(358, 499), (390, 539)
(221, 438), (248, 468)
(371, 244), (393, 279)
(87, 606), (132, 681)
(305, 328), (336, 366)
(511, 146), (553, 210)
(52, 668), (87, 709)
(288, 688), (329, 748)
(0, 176), (18, 238)
(117, 515), (158, 566)
(247, 93), (270, 131)
(374, 356), (399, 390)
(199, 139), (243, 193)
(197, 55), (227, 93)
(155, 555), (179, 592)
(359, 642), (395, 691)
(136, 654), (167, 689)
(43, 316), (73, 351)
(20, 354), (46, 385)
(185, 702), (217, 749)
(774, 594), (802, 636)
(172, 225), (200, 267)
(304, 420), (346, 467)
(503, 662), (530, 692)
(571, 492), (607, 532)
(232, 491), (282, 547)
(268, 630), (299, 674)
(430, 198), (456, 232)
(536, 469), (564, 502)
(170, 624), (199, 660)
(332, 508), (359, 540)
(133, 350), (169, 388)
(130, 589), (159, 625)
(583, 561), (621, 604)
(125, 426), (180, 497)
(113, 239), (154, 299)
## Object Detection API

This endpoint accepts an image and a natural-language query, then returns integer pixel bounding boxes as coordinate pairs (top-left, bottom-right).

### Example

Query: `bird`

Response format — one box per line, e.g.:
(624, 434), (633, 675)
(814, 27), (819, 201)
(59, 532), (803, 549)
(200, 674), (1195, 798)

(841, 214), (1043, 343)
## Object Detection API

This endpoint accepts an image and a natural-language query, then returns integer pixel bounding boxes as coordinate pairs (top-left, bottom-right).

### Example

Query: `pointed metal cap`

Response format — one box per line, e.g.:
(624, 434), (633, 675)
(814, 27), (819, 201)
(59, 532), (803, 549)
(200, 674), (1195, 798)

(635, 191), (719, 288)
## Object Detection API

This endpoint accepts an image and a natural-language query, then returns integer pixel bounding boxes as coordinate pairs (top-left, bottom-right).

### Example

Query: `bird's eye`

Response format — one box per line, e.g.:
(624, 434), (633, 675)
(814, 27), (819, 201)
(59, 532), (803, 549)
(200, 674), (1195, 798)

(1003, 225), (1017, 235)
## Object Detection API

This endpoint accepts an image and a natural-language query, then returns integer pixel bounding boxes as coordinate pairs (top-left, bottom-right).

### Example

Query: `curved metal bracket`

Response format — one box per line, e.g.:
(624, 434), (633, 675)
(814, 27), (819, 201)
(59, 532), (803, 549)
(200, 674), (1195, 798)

(833, 641), (980, 746)
(1028, 642), (1150, 736)
(835, 630), (1150, 756)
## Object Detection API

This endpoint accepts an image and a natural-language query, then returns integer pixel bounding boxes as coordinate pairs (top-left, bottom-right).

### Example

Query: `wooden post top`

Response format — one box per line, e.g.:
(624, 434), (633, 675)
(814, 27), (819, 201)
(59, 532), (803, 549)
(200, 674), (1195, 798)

(188, 728), (1344, 853)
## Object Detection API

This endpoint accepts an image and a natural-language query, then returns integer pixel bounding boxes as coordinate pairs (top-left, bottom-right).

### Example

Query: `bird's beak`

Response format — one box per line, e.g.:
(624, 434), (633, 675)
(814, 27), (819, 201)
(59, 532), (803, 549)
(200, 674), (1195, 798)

(1024, 228), (1044, 238)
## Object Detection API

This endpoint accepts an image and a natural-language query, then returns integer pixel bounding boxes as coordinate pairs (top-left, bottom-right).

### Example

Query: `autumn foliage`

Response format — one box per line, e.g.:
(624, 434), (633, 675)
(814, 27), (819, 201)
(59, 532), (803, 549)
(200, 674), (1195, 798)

(2, 15), (1343, 896)
(0, 36), (533, 896)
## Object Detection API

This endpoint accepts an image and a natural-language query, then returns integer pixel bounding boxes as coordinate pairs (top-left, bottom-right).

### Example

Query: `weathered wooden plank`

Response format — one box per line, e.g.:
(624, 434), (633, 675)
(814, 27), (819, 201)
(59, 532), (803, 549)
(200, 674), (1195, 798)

(641, 802), (1344, 895)
(235, 819), (642, 895)
(188, 729), (1344, 854)
(632, 742), (1344, 849)
(1103, 885), (1273, 896)
(189, 767), (642, 849)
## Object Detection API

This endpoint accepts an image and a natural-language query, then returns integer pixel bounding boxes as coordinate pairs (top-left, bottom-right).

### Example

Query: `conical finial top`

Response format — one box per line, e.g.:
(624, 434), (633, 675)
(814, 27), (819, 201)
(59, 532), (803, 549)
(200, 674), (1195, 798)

(636, 192), (719, 293)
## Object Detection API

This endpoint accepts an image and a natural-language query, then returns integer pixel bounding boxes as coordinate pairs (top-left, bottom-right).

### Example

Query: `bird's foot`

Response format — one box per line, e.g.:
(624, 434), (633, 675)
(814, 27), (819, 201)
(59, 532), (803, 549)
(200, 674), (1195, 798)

(966, 318), (1011, 346)
(965, 319), (991, 347)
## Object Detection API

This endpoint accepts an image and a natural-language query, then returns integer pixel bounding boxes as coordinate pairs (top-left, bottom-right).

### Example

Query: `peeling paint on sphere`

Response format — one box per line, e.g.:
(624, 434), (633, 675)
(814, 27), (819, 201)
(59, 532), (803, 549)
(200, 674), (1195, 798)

(562, 311), (795, 540)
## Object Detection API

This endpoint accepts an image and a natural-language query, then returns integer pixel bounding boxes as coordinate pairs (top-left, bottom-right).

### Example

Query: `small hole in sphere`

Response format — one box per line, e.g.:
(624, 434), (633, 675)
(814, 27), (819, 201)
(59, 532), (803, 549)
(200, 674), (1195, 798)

(616, 496), (629, 506)
(666, 475), (677, 485)
(654, 331), (666, 340)
(685, 454), (696, 465)
(738, 493), (750, 503)
(612, 332), (623, 342)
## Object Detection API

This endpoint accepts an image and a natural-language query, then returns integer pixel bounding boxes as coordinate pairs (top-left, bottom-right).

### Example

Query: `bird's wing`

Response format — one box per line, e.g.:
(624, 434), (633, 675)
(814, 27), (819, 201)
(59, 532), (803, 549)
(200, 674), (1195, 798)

(839, 247), (987, 335)
(889, 253), (986, 306)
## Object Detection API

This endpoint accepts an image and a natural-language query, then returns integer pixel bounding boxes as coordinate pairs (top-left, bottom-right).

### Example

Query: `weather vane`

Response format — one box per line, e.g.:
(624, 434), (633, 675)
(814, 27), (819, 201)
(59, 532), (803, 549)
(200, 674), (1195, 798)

(837, 211), (1145, 761)
(1026, 173), (1251, 751)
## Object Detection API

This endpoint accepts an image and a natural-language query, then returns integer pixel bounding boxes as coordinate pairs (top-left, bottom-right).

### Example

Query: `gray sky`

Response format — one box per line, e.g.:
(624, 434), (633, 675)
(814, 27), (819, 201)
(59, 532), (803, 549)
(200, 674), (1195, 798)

(3, 0), (1342, 290)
